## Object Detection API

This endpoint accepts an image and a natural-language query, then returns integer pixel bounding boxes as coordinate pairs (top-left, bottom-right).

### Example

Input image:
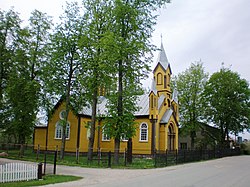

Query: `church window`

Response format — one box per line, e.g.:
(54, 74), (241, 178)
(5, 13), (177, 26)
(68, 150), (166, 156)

(55, 121), (70, 139)
(168, 73), (171, 86)
(151, 95), (154, 109)
(164, 75), (167, 88)
(102, 125), (110, 141)
(168, 99), (171, 107)
(140, 123), (148, 141)
(86, 121), (91, 140)
(157, 73), (163, 85)
(59, 110), (66, 120)
(121, 133), (128, 141)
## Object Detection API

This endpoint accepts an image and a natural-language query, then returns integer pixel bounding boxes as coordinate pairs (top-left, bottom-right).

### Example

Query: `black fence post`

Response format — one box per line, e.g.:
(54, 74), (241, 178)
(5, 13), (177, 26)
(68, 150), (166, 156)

(124, 148), (127, 166)
(154, 149), (157, 167)
(53, 146), (58, 175)
(38, 163), (43, 179)
(108, 151), (111, 168)
(43, 148), (47, 175)
(175, 149), (178, 165)
(165, 149), (168, 166)
(76, 148), (79, 164)
(183, 150), (186, 163)
(36, 144), (40, 161)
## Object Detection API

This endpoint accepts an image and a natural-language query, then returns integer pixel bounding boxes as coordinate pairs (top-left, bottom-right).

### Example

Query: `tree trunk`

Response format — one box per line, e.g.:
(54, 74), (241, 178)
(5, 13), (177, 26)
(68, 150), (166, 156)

(19, 135), (25, 157)
(114, 137), (120, 165)
(87, 87), (98, 161)
(114, 59), (123, 165)
(127, 138), (132, 164)
(60, 49), (74, 160)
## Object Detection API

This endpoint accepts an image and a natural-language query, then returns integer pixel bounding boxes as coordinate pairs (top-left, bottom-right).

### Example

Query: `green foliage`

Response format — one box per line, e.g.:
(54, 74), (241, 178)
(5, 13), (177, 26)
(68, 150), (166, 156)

(0, 8), (53, 145)
(0, 9), (22, 130)
(6, 72), (39, 144)
(174, 62), (208, 148)
(203, 67), (250, 144)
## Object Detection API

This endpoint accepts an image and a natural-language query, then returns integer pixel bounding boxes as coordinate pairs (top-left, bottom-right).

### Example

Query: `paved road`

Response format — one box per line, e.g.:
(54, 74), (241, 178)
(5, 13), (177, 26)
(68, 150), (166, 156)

(1, 156), (250, 187)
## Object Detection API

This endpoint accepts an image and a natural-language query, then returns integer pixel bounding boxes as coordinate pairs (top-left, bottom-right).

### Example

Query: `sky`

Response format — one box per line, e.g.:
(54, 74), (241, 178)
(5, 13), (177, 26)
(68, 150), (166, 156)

(1, 0), (250, 138)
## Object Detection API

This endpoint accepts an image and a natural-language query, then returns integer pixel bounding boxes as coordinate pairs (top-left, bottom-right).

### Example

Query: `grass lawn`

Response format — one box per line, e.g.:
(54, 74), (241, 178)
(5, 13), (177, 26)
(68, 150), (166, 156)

(0, 148), (156, 169)
(0, 175), (82, 187)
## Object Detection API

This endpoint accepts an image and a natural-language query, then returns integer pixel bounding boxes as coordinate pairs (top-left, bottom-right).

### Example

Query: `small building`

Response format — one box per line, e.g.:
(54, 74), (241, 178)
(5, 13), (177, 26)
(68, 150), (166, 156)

(178, 123), (220, 150)
(34, 42), (179, 154)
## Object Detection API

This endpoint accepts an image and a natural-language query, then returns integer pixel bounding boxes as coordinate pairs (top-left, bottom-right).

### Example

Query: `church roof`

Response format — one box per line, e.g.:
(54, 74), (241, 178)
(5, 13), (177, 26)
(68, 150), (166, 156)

(158, 94), (165, 110)
(160, 108), (173, 124)
(150, 79), (157, 95)
(172, 89), (178, 103)
(79, 94), (149, 117)
(153, 42), (170, 73)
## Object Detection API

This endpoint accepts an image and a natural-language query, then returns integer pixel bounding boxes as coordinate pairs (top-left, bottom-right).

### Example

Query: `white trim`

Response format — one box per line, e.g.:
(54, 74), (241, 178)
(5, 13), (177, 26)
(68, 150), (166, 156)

(102, 125), (111, 141)
(59, 110), (66, 120)
(54, 121), (70, 140)
(139, 122), (148, 142)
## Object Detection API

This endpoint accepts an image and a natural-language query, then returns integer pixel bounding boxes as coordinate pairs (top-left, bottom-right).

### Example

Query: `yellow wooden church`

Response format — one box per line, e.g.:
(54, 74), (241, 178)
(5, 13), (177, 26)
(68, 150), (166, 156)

(34, 43), (179, 154)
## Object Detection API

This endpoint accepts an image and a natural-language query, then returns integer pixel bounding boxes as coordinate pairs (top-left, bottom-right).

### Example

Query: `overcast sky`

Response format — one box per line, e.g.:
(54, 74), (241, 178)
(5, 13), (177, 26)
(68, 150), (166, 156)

(1, 0), (250, 138)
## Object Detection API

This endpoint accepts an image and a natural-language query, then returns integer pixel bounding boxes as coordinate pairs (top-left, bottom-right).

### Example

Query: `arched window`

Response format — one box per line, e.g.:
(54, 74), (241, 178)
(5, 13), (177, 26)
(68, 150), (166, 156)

(168, 73), (171, 86)
(157, 73), (163, 85)
(168, 123), (175, 150)
(150, 95), (154, 109)
(164, 75), (167, 88)
(55, 122), (62, 139)
(140, 123), (148, 141)
(102, 125), (110, 141)
(55, 121), (70, 139)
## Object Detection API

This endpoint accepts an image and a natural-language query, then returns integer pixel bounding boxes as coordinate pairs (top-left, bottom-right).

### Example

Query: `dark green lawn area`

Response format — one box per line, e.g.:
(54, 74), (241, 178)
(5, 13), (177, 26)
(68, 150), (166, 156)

(0, 148), (155, 169)
(0, 175), (82, 187)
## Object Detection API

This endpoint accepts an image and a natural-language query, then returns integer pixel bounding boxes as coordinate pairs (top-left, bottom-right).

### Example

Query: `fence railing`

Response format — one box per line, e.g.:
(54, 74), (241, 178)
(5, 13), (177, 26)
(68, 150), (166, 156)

(154, 148), (241, 167)
(0, 143), (242, 170)
(0, 163), (38, 183)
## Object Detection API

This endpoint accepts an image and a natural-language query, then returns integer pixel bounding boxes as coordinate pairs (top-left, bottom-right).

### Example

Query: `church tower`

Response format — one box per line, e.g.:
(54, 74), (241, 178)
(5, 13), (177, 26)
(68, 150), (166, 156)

(149, 41), (179, 153)
(153, 42), (172, 98)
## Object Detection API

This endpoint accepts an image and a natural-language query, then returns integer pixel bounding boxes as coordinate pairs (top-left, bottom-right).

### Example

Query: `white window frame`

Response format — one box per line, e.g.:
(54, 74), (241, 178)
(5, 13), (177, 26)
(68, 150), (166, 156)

(86, 121), (91, 140)
(59, 110), (66, 120)
(121, 133), (128, 142)
(55, 121), (70, 140)
(139, 123), (148, 142)
(102, 125), (110, 141)
(55, 121), (62, 139)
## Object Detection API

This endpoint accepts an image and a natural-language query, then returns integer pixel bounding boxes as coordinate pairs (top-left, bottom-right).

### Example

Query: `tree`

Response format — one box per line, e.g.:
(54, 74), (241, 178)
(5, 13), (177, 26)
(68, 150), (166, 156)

(45, 2), (86, 159)
(5, 24), (40, 151)
(28, 10), (52, 81)
(203, 66), (250, 147)
(104, 0), (170, 164)
(0, 9), (21, 131)
(174, 62), (208, 149)
(80, 0), (113, 161)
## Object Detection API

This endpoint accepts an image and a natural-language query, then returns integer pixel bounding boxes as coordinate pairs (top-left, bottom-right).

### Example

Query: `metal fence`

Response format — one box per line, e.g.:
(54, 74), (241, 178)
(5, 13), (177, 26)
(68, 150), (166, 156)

(154, 148), (241, 167)
(0, 143), (241, 170)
